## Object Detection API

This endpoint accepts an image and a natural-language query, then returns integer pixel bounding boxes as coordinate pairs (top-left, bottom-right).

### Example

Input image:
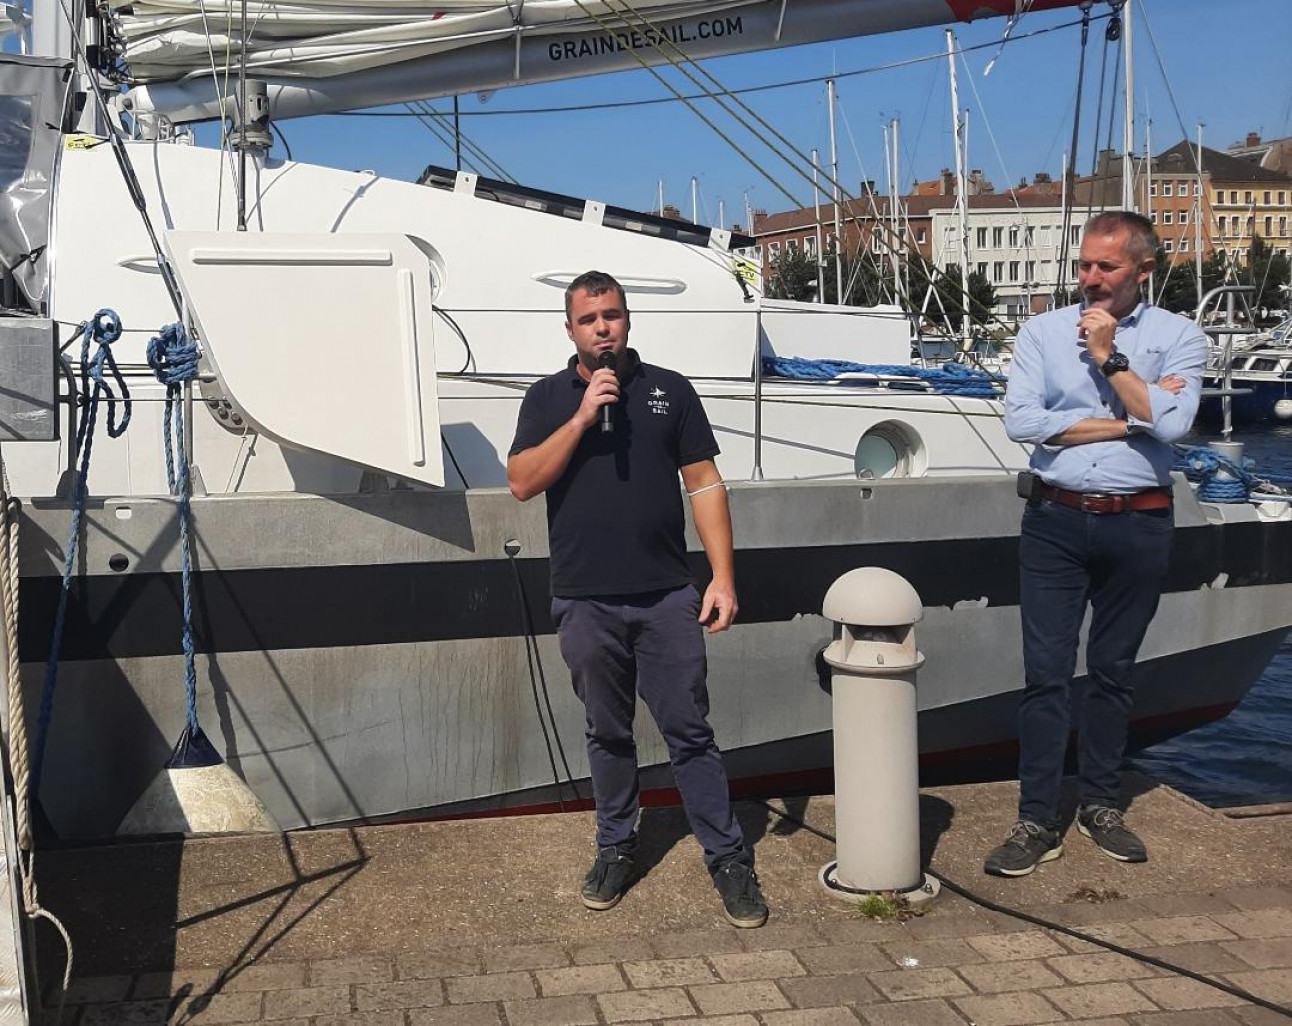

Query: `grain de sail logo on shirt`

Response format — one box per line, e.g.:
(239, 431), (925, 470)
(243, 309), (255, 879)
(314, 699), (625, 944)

(647, 386), (670, 415)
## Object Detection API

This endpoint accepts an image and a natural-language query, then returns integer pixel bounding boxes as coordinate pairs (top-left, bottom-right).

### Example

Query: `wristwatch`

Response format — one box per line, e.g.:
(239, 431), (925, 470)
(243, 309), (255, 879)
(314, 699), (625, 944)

(1100, 348), (1130, 377)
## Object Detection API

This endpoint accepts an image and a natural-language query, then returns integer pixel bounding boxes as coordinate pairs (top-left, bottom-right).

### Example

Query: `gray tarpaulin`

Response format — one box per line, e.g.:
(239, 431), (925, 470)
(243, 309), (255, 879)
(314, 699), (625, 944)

(0, 54), (72, 314)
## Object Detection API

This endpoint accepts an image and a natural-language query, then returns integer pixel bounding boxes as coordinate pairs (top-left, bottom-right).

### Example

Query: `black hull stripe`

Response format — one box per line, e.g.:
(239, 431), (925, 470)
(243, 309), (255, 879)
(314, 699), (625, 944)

(19, 520), (1292, 662)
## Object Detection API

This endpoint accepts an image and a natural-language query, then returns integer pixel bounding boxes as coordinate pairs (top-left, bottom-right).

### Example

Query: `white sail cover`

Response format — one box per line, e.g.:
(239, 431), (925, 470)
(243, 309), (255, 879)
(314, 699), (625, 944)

(112, 0), (760, 81)
(114, 0), (1086, 123)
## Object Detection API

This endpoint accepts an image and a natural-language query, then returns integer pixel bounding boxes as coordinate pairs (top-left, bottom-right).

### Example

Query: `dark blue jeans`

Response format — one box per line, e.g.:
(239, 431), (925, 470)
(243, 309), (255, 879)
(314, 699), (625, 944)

(1017, 499), (1174, 829)
(551, 584), (749, 869)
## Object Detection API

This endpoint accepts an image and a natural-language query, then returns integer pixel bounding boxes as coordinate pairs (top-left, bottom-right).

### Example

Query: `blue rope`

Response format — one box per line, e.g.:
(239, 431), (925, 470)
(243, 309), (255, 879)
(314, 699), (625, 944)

(146, 322), (202, 734)
(32, 310), (133, 793)
(762, 356), (1004, 396)
(1173, 444), (1292, 504)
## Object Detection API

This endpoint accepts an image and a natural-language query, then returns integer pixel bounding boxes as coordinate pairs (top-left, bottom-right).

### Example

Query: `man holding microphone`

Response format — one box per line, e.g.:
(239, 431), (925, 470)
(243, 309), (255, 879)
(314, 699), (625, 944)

(507, 270), (767, 927)
(987, 211), (1207, 877)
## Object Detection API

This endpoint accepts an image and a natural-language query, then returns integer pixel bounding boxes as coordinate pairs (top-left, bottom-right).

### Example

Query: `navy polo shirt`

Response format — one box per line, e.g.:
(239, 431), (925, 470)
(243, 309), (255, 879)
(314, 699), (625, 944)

(509, 348), (720, 598)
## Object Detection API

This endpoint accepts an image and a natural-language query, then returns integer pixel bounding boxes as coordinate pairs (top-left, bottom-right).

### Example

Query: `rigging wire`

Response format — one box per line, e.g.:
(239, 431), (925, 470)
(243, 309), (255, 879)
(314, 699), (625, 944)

(411, 99), (516, 183)
(1055, 4), (1095, 300)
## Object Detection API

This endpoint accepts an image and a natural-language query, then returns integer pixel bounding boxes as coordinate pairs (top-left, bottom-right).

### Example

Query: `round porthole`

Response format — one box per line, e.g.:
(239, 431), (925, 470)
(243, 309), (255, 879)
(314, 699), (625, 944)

(854, 421), (926, 479)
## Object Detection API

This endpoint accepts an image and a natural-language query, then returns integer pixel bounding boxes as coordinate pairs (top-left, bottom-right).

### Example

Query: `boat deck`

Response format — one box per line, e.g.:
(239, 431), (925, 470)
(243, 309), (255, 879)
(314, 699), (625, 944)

(32, 774), (1292, 1025)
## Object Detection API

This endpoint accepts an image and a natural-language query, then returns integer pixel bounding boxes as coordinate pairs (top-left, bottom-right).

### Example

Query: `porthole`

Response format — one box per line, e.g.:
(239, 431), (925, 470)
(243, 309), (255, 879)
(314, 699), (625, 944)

(854, 421), (927, 480)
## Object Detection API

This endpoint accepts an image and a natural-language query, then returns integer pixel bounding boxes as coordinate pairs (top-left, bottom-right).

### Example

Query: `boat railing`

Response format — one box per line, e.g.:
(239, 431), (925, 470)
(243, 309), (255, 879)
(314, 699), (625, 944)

(1195, 285), (1258, 441)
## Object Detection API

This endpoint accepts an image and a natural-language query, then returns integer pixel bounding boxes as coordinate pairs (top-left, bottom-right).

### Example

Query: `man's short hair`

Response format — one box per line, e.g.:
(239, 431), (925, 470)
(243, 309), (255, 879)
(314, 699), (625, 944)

(1083, 211), (1158, 262)
(565, 270), (627, 320)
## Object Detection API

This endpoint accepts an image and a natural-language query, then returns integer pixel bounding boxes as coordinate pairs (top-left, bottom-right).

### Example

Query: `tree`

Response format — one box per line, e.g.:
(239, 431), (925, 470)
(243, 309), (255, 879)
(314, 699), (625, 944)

(908, 258), (997, 333)
(1240, 235), (1291, 317)
(765, 247), (819, 302)
(1151, 248), (1198, 315)
(821, 242), (886, 307)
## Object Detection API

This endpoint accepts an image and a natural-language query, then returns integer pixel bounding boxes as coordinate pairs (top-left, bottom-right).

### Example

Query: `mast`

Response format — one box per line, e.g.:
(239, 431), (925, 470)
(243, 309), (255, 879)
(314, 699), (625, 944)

(890, 117), (901, 304)
(657, 180), (664, 217)
(947, 29), (973, 351)
(828, 77), (843, 304)
(1121, 4), (1135, 211)
(812, 149), (826, 304)
(1145, 118), (1155, 304)
(1195, 122), (1205, 313)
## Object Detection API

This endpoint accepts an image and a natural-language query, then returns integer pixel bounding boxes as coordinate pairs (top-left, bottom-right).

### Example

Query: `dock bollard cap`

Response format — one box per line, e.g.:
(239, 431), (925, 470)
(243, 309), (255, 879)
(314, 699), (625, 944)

(823, 567), (923, 627)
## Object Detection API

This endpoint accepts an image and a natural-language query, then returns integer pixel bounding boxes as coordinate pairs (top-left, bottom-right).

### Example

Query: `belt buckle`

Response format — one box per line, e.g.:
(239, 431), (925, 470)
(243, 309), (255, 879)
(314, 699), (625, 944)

(1080, 492), (1113, 514)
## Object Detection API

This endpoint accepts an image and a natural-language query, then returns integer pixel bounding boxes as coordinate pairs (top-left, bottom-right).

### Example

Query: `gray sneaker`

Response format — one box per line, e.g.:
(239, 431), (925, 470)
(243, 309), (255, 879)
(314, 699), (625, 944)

(1077, 805), (1147, 863)
(983, 820), (1064, 877)
(580, 845), (637, 910)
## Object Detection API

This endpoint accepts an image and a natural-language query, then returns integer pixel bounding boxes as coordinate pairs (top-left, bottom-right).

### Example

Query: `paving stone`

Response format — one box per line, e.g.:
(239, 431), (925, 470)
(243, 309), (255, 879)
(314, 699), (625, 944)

(397, 951), (481, 980)
(170, 990), (264, 1024)
(649, 930), (744, 958)
(503, 994), (599, 1026)
(1233, 1008), (1292, 1026)
(796, 944), (893, 975)
(1223, 969), (1292, 1003)
(1140, 942), (1251, 974)
(481, 944), (568, 973)
(820, 920), (900, 945)
(1135, 894), (1237, 917)
(310, 957), (395, 986)
(533, 963), (625, 996)
(968, 932), (1067, 962)
(737, 923), (826, 951)
(55, 977), (134, 1005)
(354, 980), (445, 1011)
(1052, 923), (1155, 954)
(408, 1007), (502, 1026)
(952, 991), (1066, 1025)
(217, 964), (310, 993)
(708, 950), (805, 982)
(1214, 910), (1292, 940)
(858, 998), (971, 1025)
(597, 987), (696, 1022)
(1212, 886), (1292, 912)
(687, 980), (788, 1016)
(761, 1009), (861, 1026)
(659, 1017), (759, 1026)
(901, 914), (1000, 940)
(1038, 901), (1154, 927)
(778, 972), (880, 1008)
(1047, 952), (1160, 983)
(1043, 981), (1157, 1019)
(132, 971), (224, 1001)
(866, 967), (972, 1002)
(1131, 977), (1247, 1011)
(568, 938), (655, 965)
(1222, 937), (1292, 969)
(444, 973), (535, 1004)
(958, 959), (1064, 993)
(1127, 1013), (1244, 1025)
(621, 957), (716, 989)
(878, 938), (981, 969)
(263, 985), (352, 1019)
(1129, 916), (1239, 946)
(81, 1001), (171, 1026)
(314, 1013), (406, 1026)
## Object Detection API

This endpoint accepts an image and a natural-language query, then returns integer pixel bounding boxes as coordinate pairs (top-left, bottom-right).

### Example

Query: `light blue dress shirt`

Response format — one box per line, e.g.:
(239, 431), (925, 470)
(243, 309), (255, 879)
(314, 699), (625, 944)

(1004, 302), (1208, 493)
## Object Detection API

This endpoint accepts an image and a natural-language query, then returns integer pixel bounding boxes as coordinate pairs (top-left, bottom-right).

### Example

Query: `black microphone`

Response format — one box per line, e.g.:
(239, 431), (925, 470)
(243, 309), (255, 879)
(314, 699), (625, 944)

(598, 351), (616, 434)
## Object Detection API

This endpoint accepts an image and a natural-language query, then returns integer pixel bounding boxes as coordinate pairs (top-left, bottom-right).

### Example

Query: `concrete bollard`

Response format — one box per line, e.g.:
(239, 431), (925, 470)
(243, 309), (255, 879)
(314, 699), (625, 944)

(818, 567), (939, 907)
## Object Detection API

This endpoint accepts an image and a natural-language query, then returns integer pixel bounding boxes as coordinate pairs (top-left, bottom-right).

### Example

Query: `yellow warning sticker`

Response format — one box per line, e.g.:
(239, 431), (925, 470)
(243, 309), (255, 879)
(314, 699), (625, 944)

(63, 134), (104, 150)
(733, 255), (760, 285)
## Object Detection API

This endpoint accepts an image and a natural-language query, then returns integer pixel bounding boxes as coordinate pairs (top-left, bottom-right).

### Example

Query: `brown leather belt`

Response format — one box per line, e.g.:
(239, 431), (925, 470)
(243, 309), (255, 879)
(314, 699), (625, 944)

(1035, 482), (1172, 514)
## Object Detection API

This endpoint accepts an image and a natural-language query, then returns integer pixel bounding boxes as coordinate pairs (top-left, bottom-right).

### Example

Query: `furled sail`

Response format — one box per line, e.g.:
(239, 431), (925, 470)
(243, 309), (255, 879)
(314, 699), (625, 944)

(115, 0), (1089, 123)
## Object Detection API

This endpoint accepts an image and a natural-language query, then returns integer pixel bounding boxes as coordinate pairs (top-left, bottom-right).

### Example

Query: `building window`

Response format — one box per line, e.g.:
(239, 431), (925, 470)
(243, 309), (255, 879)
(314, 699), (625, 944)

(786, 238), (798, 251)
(872, 233), (883, 253)
(1009, 261), (1020, 282)
(1163, 211), (1173, 224)
(1070, 225), (1081, 245)
(1264, 191), (1272, 205)
(993, 261), (1004, 283)
(1193, 182), (1201, 197)
(992, 227), (1003, 247)
(1009, 226), (1019, 247)
(1232, 215), (1241, 234)
(1180, 237), (1189, 252)
(976, 227), (987, 248)
(1247, 216), (1254, 233)
(917, 228), (927, 243)
(1215, 217), (1225, 234)
(1163, 181), (1173, 197)
(1025, 226), (1035, 246)
(1071, 259), (1079, 278)
(976, 262), (988, 278)
(1280, 192), (1287, 205)
(1150, 211), (1158, 223)
(1245, 191), (1253, 204)
(1164, 239), (1173, 252)
(804, 235), (817, 254)
(1265, 216), (1274, 236)
(1281, 215), (1288, 237)
(1039, 227), (1051, 247)
(1149, 180), (1157, 196)
(768, 241), (780, 256)
(1230, 190), (1238, 204)
(1025, 260), (1036, 281)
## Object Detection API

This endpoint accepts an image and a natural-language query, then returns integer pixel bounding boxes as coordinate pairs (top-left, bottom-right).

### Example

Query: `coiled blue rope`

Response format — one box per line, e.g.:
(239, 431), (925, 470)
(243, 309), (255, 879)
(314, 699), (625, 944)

(146, 322), (201, 735)
(32, 309), (133, 794)
(1174, 444), (1292, 504)
(763, 356), (1003, 396)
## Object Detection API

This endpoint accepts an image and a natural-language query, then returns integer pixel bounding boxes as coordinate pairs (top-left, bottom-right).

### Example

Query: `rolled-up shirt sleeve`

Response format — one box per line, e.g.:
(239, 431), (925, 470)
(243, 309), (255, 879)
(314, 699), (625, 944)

(1126, 323), (1208, 443)
(1004, 323), (1090, 448)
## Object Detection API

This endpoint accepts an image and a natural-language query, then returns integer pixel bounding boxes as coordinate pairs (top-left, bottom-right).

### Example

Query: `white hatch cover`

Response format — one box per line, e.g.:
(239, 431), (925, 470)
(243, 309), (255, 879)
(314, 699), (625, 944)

(164, 231), (444, 486)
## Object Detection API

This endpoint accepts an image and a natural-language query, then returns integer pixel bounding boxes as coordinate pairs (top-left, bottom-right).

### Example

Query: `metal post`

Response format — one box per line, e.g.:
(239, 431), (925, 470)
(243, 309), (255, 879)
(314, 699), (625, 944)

(691, 176), (698, 224)
(1121, 3), (1135, 211)
(1145, 118), (1155, 304)
(828, 77), (843, 305)
(812, 149), (825, 304)
(1223, 289), (1235, 440)
(752, 311), (764, 481)
(890, 117), (901, 304)
(1195, 123), (1205, 314)
(453, 95), (461, 171)
(947, 30), (973, 351)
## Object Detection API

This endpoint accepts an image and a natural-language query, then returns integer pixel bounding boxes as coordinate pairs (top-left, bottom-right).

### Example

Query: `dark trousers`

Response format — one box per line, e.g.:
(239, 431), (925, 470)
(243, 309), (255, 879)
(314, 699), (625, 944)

(1017, 499), (1173, 829)
(551, 584), (748, 869)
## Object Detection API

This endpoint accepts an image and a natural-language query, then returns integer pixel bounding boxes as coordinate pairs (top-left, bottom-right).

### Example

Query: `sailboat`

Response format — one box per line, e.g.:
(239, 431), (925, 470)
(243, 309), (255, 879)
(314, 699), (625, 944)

(1, 0), (1290, 839)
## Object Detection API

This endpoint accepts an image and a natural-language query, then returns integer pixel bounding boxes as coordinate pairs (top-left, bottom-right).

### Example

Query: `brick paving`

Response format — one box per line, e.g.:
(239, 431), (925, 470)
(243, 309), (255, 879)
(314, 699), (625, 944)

(45, 882), (1292, 1026)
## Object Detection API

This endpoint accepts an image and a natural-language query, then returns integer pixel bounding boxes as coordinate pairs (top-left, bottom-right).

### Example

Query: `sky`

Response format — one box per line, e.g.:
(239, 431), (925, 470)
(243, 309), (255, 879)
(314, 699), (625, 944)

(45, 0), (1292, 224)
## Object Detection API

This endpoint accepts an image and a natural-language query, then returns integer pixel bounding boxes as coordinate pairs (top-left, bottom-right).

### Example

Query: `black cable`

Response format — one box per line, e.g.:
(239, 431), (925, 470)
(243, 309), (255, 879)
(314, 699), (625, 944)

(754, 799), (1292, 1021)
(505, 552), (585, 806)
(270, 121), (293, 161)
(434, 307), (474, 374)
(440, 434), (469, 488)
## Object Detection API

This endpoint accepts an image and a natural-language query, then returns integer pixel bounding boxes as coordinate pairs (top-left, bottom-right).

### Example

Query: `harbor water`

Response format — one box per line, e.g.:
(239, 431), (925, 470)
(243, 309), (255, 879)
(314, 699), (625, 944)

(1130, 422), (1292, 808)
